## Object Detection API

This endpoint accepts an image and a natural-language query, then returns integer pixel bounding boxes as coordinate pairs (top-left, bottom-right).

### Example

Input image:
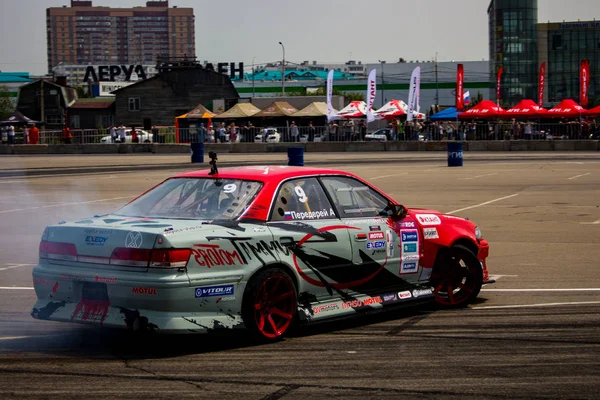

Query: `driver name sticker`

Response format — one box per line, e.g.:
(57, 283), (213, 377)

(286, 208), (334, 220)
(416, 214), (442, 226)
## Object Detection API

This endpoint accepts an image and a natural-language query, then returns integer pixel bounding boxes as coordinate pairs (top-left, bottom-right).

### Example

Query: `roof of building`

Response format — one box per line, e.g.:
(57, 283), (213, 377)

(70, 98), (115, 109)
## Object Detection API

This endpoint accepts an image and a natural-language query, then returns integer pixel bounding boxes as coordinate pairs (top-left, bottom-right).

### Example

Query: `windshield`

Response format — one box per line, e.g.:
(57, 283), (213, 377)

(116, 178), (263, 220)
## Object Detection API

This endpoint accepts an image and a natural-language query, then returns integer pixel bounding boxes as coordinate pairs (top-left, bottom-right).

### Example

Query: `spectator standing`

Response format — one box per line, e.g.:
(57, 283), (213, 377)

(118, 124), (126, 142)
(308, 121), (316, 142)
(23, 125), (29, 144)
(131, 126), (139, 143)
(229, 123), (237, 143)
(109, 125), (117, 143)
(290, 121), (299, 142)
(248, 122), (255, 143)
(29, 124), (40, 144)
(198, 123), (207, 143)
(218, 123), (227, 143)
(7, 125), (15, 144)
(152, 125), (159, 143)
(62, 125), (72, 144)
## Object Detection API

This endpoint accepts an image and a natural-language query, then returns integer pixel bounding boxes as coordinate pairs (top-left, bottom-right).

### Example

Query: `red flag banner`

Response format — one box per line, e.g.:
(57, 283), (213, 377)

(580, 60), (590, 107)
(456, 64), (464, 110)
(496, 66), (503, 105)
(538, 62), (546, 106)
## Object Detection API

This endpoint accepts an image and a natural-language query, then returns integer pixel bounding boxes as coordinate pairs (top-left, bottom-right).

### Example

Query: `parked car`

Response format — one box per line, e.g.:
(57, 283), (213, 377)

(365, 128), (392, 142)
(100, 129), (153, 143)
(255, 128), (281, 143)
(32, 161), (492, 341)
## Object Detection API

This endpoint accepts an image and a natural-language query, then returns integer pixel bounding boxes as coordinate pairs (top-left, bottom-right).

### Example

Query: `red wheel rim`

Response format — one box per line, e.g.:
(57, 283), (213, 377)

(253, 275), (295, 339)
(432, 254), (478, 306)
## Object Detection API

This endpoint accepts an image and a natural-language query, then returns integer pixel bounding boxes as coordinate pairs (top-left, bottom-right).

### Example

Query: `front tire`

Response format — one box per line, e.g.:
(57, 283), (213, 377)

(242, 268), (297, 341)
(430, 244), (483, 308)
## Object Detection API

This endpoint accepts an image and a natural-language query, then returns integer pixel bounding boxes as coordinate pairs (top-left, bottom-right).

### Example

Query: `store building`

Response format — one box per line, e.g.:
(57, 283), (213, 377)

(488, 0), (539, 105)
(539, 21), (600, 104)
(46, 0), (194, 74)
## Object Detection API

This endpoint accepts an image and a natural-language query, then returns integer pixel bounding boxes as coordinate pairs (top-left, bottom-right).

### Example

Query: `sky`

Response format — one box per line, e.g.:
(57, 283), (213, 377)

(0, 0), (599, 75)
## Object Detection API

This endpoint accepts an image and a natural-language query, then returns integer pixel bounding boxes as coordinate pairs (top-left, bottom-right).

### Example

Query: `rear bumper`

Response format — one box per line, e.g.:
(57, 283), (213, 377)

(31, 299), (244, 334)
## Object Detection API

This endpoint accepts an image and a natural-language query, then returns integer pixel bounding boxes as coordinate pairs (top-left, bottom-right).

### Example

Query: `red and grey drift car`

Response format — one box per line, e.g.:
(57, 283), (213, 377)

(32, 161), (492, 341)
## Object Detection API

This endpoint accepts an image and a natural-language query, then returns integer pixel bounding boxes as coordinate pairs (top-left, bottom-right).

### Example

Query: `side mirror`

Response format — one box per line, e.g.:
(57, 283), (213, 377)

(385, 204), (407, 220)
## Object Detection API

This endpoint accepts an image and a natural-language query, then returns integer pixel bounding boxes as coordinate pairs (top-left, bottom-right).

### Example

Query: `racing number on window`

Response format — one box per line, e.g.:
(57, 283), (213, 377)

(295, 186), (307, 203)
(223, 184), (237, 194)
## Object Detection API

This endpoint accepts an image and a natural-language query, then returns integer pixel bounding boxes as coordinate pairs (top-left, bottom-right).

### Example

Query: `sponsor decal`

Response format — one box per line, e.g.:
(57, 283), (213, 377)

(286, 208), (334, 220)
(284, 211), (293, 220)
(401, 230), (418, 242)
(416, 214), (442, 226)
(85, 235), (108, 246)
(192, 244), (244, 268)
(423, 227), (439, 239)
(33, 278), (52, 286)
(131, 287), (157, 295)
(403, 243), (417, 253)
(403, 255), (420, 262)
(163, 226), (204, 235)
(345, 218), (386, 225)
(369, 225), (381, 231)
(342, 296), (383, 309)
(60, 273), (88, 282)
(125, 231), (143, 248)
(398, 290), (412, 299)
(386, 230), (394, 257)
(401, 262), (418, 273)
(412, 288), (433, 298)
(371, 249), (386, 255)
(400, 221), (415, 228)
(383, 293), (397, 302)
(368, 232), (385, 240)
(84, 228), (113, 235)
(312, 303), (339, 315)
(366, 241), (386, 250)
(94, 275), (117, 284)
(195, 284), (235, 298)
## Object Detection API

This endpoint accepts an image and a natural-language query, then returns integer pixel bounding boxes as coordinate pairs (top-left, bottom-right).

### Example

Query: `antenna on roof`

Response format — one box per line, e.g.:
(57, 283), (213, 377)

(208, 152), (219, 176)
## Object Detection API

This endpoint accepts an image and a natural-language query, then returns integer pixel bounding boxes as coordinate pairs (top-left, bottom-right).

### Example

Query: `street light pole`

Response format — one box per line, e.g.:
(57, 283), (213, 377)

(279, 41), (285, 95)
(378, 60), (385, 105)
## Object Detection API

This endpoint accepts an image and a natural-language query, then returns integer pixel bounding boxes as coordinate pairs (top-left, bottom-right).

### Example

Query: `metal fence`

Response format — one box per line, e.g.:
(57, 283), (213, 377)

(5, 122), (599, 145)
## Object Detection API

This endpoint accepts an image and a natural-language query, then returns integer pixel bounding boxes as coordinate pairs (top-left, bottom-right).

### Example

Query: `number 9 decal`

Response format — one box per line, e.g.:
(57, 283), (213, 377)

(295, 186), (307, 203)
(223, 184), (237, 193)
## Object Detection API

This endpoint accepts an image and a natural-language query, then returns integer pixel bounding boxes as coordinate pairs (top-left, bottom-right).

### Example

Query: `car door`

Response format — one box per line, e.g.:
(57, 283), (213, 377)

(319, 176), (420, 294)
(267, 177), (353, 302)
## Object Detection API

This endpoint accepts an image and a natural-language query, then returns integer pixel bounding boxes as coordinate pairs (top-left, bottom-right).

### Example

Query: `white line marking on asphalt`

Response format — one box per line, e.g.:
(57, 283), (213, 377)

(370, 173), (408, 181)
(581, 218), (600, 225)
(481, 288), (600, 292)
(0, 264), (35, 271)
(459, 173), (498, 180)
(568, 172), (591, 180)
(0, 334), (58, 341)
(447, 193), (520, 214)
(0, 196), (132, 214)
(472, 301), (600, 310)
(487, 275), (519, 280)
(0, 287), (34, 290)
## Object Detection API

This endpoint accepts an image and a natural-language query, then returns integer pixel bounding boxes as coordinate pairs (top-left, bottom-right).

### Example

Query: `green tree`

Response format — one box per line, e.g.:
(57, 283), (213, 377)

(0, 85), (16, 120)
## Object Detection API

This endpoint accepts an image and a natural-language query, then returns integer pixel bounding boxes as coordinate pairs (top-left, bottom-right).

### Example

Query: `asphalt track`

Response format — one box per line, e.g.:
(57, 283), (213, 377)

(0, 153), (599, 399)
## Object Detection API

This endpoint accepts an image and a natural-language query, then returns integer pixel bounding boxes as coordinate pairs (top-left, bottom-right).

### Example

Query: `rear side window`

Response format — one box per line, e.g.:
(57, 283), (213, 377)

(271, 178), (336, 221)
(320, 176), (389, 219)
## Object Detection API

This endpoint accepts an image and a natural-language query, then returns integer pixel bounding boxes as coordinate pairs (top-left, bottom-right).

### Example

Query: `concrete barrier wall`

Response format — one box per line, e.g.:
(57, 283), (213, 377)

(0, 141), (598, 155)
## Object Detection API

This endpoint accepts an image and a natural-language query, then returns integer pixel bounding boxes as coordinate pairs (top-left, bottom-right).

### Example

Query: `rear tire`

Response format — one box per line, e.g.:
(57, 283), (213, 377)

(430, 244), (483, 308)
(241, 268), (297, 341)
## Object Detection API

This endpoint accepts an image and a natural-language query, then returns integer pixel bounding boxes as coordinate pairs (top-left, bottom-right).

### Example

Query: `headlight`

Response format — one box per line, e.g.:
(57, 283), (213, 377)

(475, 226), (483, 240)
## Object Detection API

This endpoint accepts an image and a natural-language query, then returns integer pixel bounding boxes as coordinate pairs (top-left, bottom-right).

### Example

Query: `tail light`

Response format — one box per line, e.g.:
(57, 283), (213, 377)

(39, 241), (77, 261)
(110, 248), (191, 269)
(150, 249), (192, 268)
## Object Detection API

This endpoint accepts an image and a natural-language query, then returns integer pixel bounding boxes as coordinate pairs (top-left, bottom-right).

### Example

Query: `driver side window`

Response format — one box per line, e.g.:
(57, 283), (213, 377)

(271, 178), (335, 221)
(320, 176), (389, 219)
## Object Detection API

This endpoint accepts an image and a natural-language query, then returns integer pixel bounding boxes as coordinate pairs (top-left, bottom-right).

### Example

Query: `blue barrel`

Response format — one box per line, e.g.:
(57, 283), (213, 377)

(190, 142), (204, 163)
(287, 147), (304, 166)
(447, 142), (463, 167)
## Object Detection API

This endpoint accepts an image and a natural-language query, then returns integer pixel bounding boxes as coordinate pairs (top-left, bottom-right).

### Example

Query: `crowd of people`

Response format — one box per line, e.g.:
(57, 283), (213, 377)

(1, 124), (41, 144)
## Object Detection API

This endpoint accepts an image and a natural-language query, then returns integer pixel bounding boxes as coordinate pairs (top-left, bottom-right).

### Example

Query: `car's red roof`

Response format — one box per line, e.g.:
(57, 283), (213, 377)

(174, 166), (356, 182)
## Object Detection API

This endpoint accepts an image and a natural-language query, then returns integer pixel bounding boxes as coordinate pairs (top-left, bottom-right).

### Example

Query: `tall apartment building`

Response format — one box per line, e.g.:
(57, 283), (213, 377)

(46, 0), (195, 74)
